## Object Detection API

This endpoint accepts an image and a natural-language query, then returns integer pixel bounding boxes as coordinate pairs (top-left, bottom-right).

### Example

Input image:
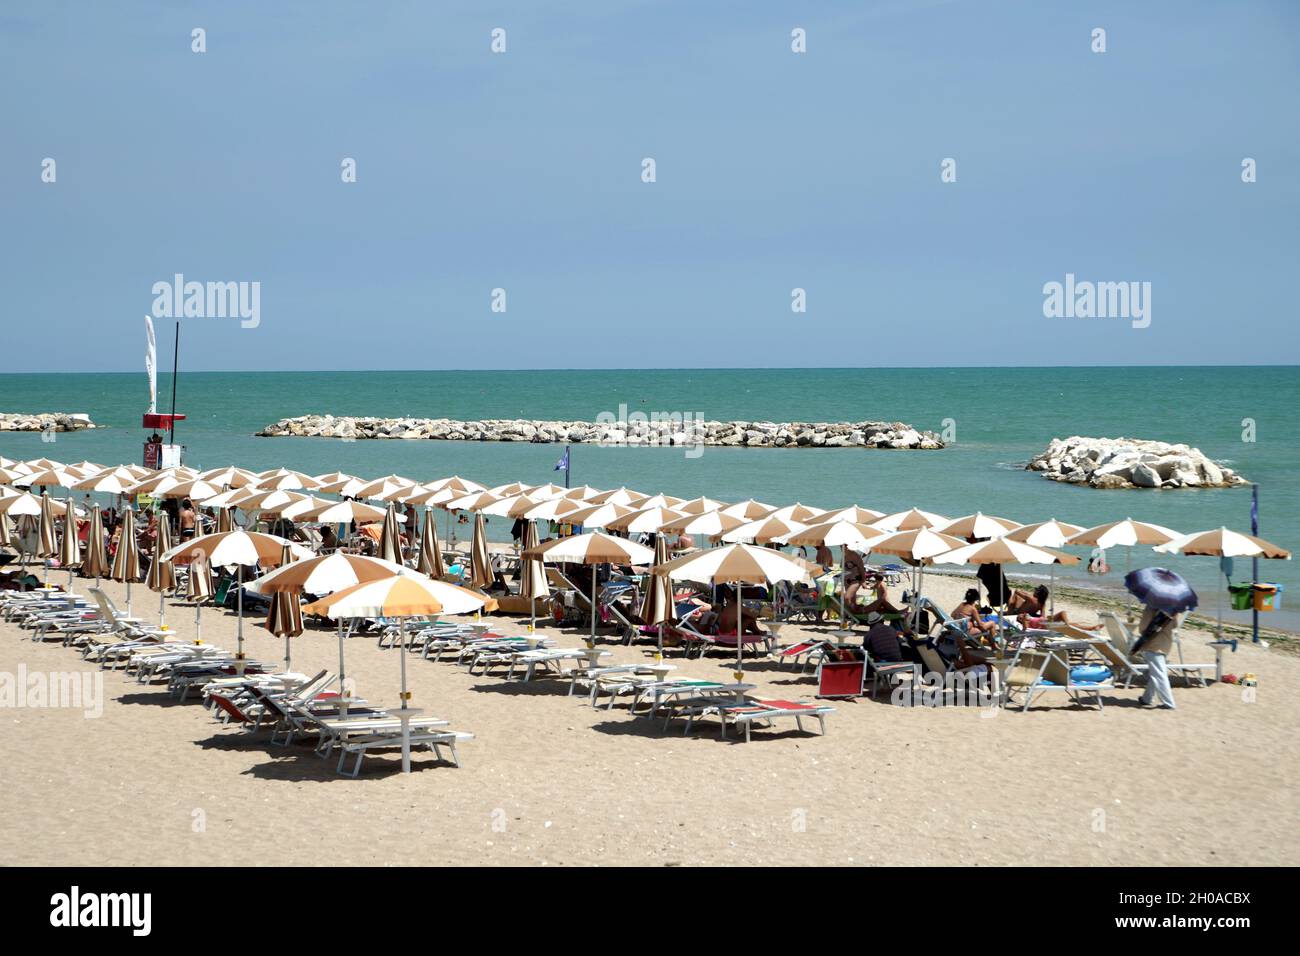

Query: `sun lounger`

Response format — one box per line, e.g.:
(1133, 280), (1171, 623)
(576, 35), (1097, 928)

(1098, 611), (1213, 687)
(773, 638), (830, 673)
(335, 729), (473, 777)
(999, 646), (1112, 711)
(673, 696), (836, 741)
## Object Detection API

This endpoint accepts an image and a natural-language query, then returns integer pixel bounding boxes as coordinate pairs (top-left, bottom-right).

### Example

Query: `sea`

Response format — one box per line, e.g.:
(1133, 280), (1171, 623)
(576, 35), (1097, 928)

(2, 366), (1297, 633)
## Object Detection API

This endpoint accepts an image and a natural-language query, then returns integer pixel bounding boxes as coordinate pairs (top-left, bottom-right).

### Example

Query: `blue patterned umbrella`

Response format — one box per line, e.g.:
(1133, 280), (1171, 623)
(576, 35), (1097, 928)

(1124, 567), (1199, 614)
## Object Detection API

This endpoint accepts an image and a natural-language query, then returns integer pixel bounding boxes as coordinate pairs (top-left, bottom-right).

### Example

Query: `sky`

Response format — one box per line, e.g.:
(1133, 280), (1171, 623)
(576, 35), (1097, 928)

(2, 0), (1298, 371)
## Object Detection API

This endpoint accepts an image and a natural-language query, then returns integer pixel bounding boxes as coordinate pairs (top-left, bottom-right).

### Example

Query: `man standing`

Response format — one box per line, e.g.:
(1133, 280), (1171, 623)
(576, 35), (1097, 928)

(1134, 606), (1182, 710)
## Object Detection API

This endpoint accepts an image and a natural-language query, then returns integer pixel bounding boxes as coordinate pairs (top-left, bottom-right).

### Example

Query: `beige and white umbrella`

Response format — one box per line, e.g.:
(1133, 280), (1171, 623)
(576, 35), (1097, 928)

(278, 496), (329, 520)
(870, 508), (949, 533)
(422, 475), (487, 496)
(252, 469), (322, 492)
(587, 487), (648, 507)
(17, 467), (83, 491)
(251, 551), (413, 691)
(520, 496), (588, 523)
(72, 470), (135, 496)
(487, 482), (532, 498)
(21, 457), (66, 472)
(37, 492), (57, 585)
(558, 502), (635, 531)
(519, 520), (550, 633)
(674, 496), (728, 515)
(481, 494), (537, 518)
(654, 543), (811, 670)
(936, 512), (1022, 541)
(417, 509), (446, 579)
(933, 536), (1077, 626)
(659, 509), (747, 542)
(199, 466), (261, 488)
(146, 513), (176, 625)
(636, 493), (686, 509)
(1155, 527), (1291, 638)
(297, 498), (388, 524)
(110, 507), (141, 613)
(354, 475), (418, 502)
(185, 523), (214, 643)
(379, 503), (404, 565)
(781, 519), (885, 623)
(313, 472), (366, 497)
(444, 490), (504, 513)
(560, 485), (605, 501)
(231, 488), (311, 515)
(158, 477), (222, 503)
(522, 533), (655, 641)
(59, 496), (82, 589)
(1067, 517), (1182, 584)
(301, 573), (488, 773)
(865, 528), (968, 630)
(766, 503), (827, 523)
(163, 530), (312, 672)
(721, 515), (808, 545)
(719, 499), (776, 521)
(523, 483), (569, 501)
(639, 534), (673, 651)
(605, 506), (688, 535)
(469, 512), (493, 589)
(1005, 519), (1085, 549)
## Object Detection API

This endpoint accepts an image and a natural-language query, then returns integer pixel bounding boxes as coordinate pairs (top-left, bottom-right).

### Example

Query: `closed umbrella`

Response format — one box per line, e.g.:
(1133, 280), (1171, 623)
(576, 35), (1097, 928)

(185, 524), (213, 643)
(522, 533), (655, 642)
(653, 543), (811, 672)
(263, 542), (304, 671)
(379, 503), (403, 565)
(520, 520), (550, 633)
(110, 507), (141, 613)
(469, 512), (493, 589)
(146, 511), (175, 625)
(639, 534), (673, 651)
(417, 508), (445, 579)
(59, 496), (82, 589)
(302, 573), (488, 772)
(81, 504), (110, 583)
(216, 506), (234, 533)
(37, 492), (57, 586)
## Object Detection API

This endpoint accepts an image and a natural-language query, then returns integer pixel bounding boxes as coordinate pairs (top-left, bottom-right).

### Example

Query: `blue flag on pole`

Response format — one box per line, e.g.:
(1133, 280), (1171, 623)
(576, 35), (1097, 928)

(554, 447), (569, 473)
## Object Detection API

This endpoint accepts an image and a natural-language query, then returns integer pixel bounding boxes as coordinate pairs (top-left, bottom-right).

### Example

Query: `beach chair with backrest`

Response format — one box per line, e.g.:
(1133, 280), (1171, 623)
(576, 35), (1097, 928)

(1098, 611), (1212, 687)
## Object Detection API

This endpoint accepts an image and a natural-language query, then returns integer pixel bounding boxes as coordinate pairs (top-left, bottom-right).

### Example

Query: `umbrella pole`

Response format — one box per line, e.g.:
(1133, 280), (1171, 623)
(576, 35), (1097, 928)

(735, 580), (743, 674)
(590, 566), (598, 643)
(195, 600), (201, 643)
(399, 617), (411, 774)
(236, 564), (245, 675)
(338, 619), (346, 693)
(285, 633), (291, 672)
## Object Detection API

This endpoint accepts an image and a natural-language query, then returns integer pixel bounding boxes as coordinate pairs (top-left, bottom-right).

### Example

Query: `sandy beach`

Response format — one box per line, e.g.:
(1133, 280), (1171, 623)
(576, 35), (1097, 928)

(3, 570), (1296, 867)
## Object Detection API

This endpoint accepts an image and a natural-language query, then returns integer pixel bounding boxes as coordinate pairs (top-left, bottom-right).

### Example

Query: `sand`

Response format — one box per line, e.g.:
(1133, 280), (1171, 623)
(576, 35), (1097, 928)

(2, 571), (1296, 867)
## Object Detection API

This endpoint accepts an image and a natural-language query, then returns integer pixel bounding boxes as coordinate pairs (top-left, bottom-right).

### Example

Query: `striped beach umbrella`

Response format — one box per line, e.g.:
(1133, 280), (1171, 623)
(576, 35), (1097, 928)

(766, 503), (827, 523)
(417, 509), (445, 579)
(674, 495), (728, 515)
(379, 503), (403, 565)
(110, 507), (141, 614)
(302, 573), (489, 772)
(560, 485), (605, 501)
(719, 499), (776, 521)
(520, 519), (549, 633)
(147, 511), (176, 625)
(653, 543), (811, 670)
(312, 471), (363, 495)
(1005, 519), (1085, 549)
(933, 536), (1077, 626)
(298, 498), (387, 524)
(198, 466), (260, 488)
(1067, 517), (1183, 587)
(354, 474), (418, 502)
(587, 487), (648, 508)
(1155, 527), (1291, 639)
(522, 532), (656, 642)
(935, 512), (1022, 541)
(811, 505), (885, 524)
(870, 508), (949, 533)
(660, 509), (747, 540)
(519, 496), (588, 523)
(860, 528), (968, 630)
(605, 506), (688, 535)
(558, 502), (635, 531)
(720, 515), (808, 545)
(263, 542), (305, 670)
(59, 496), (82, 589)
(252, 469), (321, 491)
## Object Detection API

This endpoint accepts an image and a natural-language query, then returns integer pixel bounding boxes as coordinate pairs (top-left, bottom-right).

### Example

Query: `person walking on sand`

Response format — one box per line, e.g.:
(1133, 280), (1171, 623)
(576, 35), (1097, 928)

(1132, 606), (1182, 710)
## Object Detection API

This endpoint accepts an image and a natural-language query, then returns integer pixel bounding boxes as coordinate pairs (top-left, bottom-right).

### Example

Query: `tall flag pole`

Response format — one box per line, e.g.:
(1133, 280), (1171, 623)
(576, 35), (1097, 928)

(1251, 484), (1260, 644)
(554, 445), (571, 488)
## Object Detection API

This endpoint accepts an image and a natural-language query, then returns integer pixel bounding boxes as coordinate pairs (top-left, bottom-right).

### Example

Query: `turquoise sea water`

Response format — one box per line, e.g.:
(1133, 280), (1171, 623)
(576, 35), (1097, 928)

(2, 367), (1297, 631)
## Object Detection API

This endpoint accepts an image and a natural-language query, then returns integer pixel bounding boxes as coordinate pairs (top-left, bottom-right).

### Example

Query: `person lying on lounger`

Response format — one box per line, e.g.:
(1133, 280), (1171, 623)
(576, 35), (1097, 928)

(853, 572), (902, 616)
(953, 588), (999, 639)
(1005, 585), (1099, 629)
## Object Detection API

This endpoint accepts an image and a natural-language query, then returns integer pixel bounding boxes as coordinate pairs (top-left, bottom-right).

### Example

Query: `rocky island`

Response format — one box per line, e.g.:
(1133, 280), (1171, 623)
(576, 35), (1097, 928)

(257, 415), (945, 449)
(0, 412), (95, 432)
(1027, 436), (1248, 489)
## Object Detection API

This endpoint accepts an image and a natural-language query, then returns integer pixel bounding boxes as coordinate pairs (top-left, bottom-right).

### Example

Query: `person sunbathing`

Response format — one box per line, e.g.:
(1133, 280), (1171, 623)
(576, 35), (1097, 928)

(718, 591), (764, 636)
(1006, 585), (1099, 630)
(953, 588), (999, 639)
(854, 572), (902, 616)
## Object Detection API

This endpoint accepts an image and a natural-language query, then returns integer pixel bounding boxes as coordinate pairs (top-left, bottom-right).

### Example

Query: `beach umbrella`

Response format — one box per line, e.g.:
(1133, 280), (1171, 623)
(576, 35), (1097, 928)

(417, 509), (446, 579)
(0, 466), (30, 484)
(37, 492), (57, 585)
(933, 536), (1076, 630)
(278, 496), (329, 520)
(125, 469), (197, 498)
(865, 528), (968, 631)
(720, 515), (807, 545)
(523, 483), (569, 501)
(719, 499), (776, 521)
(605, 506), (688, 535)
(674, 496), (727, 515)
(1124, 567), (1199, 615)
(301, 574), (488, 772)
(158, 478), (221, 503)
(146, 511), (175, 625)
(59, 496), (82, 589)
(445, 490), (504, 513)
(935, 512), (1022, 541)
(560, 485), (605, 501)
(298, 498), (387, 524)
(251, 551), (408, 691)
(469, 512), (493, 589)
(766, 503), (827, 523)
(1005, 519), (1085, 549)
(520, 496), (588, 523)
(636, 493), (686, 509)
(110, 507), (141, 613)
(399, 485), (456, 506)
(1154, 527), (1291, 638)
(782, 519), (887, 624)
(163, 530), (312, 672)
(379, 503), (404, 565)
(81, 504), (110, 583)
(201, 487), (249, 509)
(422, 475), (487, 496)
(313, 473), (366, 497)
(72, 470), (135, 495)
(487, 482), (532, 498)
(587, 487), (648, 507)
(354, 475), (418, 501)
(0, 512), (9, 548)
(520, 520), (550, 633)
(21, 457), (66, 471)
(659, 509), (747, 539)
(66, 460), (106, 478)
(17, 467), (83, 491)
(870, 508), (949, 533)
(654, 543), (811, 671)
(252, 469), (321, 491)
(1067, 517), (1182, 592)
(558, 502), (635, 531)
(482, 494), (537, 518)
(262, 542), (305, 670)
(199, 466), (260, 488)
(231, 488), (311, 515)
(522, 533), (655, 642)
(639, 534), (673, 651)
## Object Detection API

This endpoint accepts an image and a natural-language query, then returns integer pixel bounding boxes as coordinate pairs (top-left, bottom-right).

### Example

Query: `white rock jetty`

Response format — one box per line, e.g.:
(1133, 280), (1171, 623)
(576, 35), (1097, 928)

(1027, 436), (1247, 489)
(0, 412), (95, 432)
(257, 415), (945, 449)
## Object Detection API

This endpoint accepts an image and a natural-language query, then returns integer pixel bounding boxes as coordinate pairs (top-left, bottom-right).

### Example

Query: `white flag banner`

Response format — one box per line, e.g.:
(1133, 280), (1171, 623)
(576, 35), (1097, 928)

(144, 315), (157, 413)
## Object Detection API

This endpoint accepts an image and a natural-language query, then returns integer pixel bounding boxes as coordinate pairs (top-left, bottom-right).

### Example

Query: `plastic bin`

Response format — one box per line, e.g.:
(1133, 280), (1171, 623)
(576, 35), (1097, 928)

(1253, 584), (1282, 612)
(1229, 584), (1254, 610)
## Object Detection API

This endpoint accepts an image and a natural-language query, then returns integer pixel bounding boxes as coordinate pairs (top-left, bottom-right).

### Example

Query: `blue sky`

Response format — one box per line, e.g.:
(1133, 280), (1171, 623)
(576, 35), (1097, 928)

(3, 0), (1298, 371)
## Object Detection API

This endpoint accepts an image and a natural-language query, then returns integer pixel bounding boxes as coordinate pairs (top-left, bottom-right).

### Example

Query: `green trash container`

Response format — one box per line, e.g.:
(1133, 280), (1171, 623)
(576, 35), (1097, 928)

(1229, 584), (1254, 611)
